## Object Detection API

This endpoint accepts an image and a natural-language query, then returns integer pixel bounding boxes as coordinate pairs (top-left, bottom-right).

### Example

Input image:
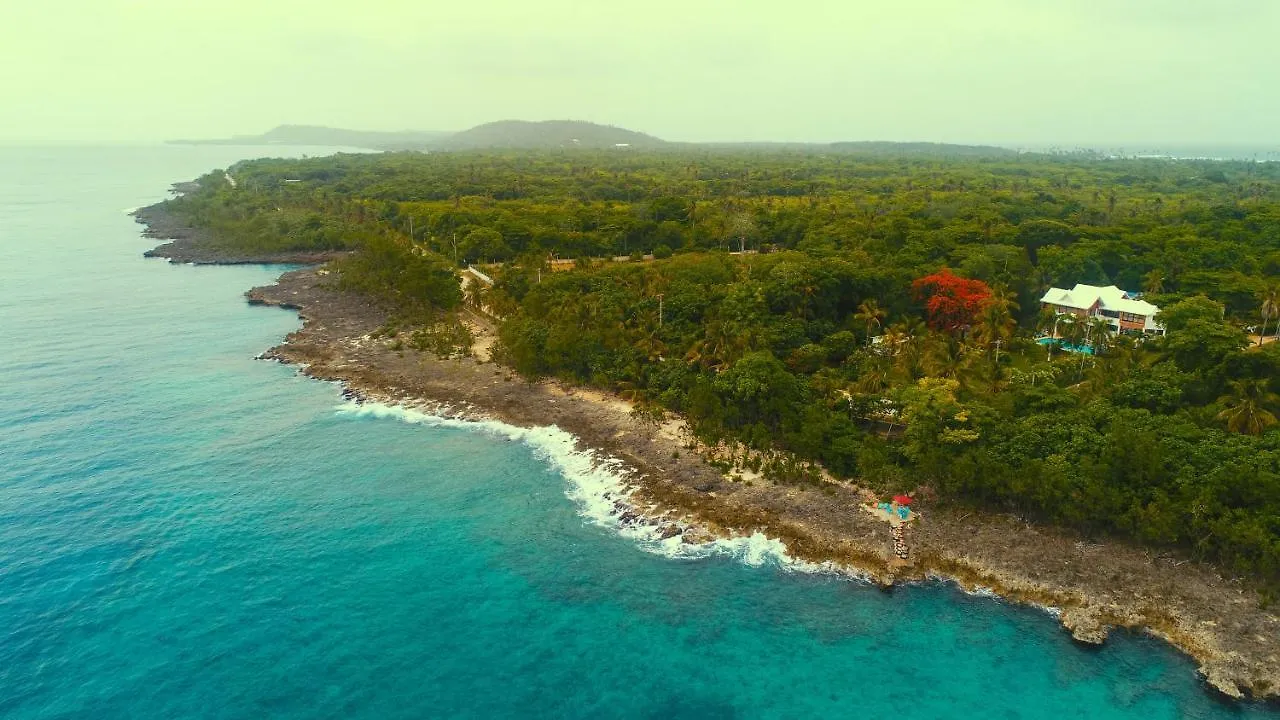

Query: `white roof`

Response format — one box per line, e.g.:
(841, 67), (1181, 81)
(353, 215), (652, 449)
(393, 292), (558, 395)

(1040, 283), (1159, 317)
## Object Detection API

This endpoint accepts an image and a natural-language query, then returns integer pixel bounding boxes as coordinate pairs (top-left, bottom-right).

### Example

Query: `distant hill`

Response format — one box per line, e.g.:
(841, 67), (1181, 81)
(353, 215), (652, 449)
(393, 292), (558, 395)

(168, 125), (453, 151)
(440, 120), (666, 149)
(169, 122), (1017, 155)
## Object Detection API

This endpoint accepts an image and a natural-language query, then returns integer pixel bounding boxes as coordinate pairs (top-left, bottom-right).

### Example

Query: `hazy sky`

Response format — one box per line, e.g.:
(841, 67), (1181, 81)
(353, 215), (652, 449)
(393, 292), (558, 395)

(3, 0), (1277, 145)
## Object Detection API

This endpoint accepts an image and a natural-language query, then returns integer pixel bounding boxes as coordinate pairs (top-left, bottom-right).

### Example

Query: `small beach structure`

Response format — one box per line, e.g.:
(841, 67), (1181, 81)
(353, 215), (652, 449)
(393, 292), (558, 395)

(862, 497), (918, 563)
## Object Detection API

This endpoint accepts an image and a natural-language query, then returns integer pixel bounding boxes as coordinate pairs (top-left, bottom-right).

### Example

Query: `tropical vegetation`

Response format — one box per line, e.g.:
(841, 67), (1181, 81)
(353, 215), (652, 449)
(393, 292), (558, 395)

(157, 147), (1280, 590)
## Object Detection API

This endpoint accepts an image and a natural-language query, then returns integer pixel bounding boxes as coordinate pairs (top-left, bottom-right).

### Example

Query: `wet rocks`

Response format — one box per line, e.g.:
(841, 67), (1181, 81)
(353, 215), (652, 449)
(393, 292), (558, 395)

(681, 527), (716, 545)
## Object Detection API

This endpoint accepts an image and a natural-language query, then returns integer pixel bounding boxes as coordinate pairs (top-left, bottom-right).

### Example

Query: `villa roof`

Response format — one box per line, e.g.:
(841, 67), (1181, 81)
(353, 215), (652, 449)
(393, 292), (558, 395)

(1040, 283), (1159, 317)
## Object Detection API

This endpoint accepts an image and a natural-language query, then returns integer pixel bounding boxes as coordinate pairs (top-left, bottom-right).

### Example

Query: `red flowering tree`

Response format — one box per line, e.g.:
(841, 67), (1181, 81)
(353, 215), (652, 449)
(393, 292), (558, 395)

(912, 269), (993, 332)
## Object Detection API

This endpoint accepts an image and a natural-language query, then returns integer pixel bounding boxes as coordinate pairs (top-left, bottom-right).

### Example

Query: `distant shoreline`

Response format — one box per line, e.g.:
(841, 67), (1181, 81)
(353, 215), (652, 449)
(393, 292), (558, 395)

(133, 203), (1280, 704)
(131, 204), (350, 266)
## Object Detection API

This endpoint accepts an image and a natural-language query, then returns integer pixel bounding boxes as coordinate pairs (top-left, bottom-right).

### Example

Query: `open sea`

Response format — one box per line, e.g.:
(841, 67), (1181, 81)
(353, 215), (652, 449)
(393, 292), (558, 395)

(1, 145), (1276, 719)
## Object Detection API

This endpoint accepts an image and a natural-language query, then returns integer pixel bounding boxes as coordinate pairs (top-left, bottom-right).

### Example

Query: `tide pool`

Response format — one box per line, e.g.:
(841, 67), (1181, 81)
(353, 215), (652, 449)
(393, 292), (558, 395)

(0, 145), (1273, 719)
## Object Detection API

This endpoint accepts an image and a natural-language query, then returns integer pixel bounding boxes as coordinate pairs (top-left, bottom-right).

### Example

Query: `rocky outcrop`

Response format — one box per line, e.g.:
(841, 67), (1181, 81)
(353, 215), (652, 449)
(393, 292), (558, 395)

(1201, 656), (1249, 700)
(1060, 606), (1110, 645)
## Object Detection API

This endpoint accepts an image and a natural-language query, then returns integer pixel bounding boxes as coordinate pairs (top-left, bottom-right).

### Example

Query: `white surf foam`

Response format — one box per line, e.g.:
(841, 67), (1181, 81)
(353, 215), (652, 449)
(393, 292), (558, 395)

(335, 399), (836, 575)
(926, 573), (1063, 617)
(345, 399), (1073, 611)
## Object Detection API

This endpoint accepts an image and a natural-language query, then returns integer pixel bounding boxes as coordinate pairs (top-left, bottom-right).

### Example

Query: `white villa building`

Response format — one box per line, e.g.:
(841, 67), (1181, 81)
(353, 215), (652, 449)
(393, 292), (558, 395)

(1040, 283), (1165, 336)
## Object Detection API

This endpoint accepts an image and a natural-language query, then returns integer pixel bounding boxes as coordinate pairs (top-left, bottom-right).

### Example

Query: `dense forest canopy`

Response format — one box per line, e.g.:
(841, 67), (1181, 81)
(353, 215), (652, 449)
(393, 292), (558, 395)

(161, 148), (1280, 592)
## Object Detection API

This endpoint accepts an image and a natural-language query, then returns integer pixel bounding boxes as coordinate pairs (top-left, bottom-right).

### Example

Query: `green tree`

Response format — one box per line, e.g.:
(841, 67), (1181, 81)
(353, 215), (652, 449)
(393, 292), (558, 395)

(461, 227), (512, 264)
(971, 290), (1018, 362)
(1015, 219), (1077, 265)
(853, 299), (887, 344)
(713, 351), (806, 430)
(1259, 284), (1280, 347)
(1216, 379), (1279, 435)
(897, 377), (980, 474)
(1143, 268), (1166, 295)
(1156, 295), (1225, 333)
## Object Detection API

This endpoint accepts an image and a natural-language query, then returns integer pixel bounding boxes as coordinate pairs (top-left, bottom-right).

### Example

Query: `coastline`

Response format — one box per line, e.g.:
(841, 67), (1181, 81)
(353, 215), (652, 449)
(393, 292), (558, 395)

(132, 204), (350, 266)
(247, 266), (1279, 703)
(135, 207), (1280, 703)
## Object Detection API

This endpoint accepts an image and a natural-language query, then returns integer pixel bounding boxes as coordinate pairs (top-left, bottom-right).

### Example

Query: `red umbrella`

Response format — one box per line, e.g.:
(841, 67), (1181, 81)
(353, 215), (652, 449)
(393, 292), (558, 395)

(892, 495), (913, 506)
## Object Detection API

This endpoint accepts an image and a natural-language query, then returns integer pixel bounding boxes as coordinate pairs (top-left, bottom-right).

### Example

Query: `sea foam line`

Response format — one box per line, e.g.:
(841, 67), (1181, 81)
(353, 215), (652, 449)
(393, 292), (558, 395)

(335, 399), (837, 575)
(923, 573), (1063, 617)
(340, 399), (1073, 619)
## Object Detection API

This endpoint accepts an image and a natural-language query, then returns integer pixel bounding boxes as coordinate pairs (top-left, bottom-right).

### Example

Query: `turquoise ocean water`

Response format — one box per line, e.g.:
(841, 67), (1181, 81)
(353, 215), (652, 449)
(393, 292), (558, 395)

(0, 145), (1275, 719)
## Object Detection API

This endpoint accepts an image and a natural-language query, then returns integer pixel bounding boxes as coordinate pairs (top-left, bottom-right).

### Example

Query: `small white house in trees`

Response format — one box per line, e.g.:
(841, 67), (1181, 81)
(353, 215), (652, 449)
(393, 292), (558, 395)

(1040, 283), (1165, 335)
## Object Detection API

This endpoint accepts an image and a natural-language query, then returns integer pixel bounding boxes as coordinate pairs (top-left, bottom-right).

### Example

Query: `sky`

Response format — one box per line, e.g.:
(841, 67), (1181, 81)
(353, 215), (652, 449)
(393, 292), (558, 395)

(2, 0), (1277, 146)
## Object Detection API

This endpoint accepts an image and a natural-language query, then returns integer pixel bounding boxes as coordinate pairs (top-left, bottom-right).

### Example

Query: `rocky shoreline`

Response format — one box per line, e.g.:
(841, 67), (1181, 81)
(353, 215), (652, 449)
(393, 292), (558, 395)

(246, 267), (1278, 703)
(135, 218), (1279, 703)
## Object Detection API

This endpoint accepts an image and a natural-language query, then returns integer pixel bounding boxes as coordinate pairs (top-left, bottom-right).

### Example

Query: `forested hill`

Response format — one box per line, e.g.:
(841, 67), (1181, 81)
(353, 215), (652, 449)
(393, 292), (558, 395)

(170, 120), (664, 151)
(171, 121), (1021, 154)
(440, 120), (667, 149)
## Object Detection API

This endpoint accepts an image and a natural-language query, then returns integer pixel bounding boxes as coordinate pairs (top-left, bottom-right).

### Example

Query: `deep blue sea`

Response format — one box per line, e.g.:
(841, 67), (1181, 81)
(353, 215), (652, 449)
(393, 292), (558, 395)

(1, 145), (1275, 719)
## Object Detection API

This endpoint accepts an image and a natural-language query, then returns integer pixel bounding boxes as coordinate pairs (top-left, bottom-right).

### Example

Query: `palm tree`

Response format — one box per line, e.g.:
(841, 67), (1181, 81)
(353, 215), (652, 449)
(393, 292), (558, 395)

(988, 285), (1021, 317)
(685, 318), (745, 372)
(1258, 284), (1280, 347)
(891, 319), (928, 379)
(1036, 306), (1059, 337)
(463, 280), (488, 311)
(1216, 379), (1280, 435)
(853, 299), (887, 344)
(1059, 314), (1086, 350)
(633, 326), (667, 364)
(1082, 332), (1139, 394)
(972, 293), (1017, 363)
(1143, 268), (1166, 296)
(973, 359), (1011, 395)
(1036, 307), (1060, 359)
(877, 326), (907, 359)
(853, 355), (894, 394)
(922, 335), (973, 381)
(1086, 316), (1113, 355)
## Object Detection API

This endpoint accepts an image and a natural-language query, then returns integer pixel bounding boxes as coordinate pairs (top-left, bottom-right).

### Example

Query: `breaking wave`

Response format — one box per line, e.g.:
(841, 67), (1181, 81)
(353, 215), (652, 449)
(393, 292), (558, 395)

(335, 400), (837, 575)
